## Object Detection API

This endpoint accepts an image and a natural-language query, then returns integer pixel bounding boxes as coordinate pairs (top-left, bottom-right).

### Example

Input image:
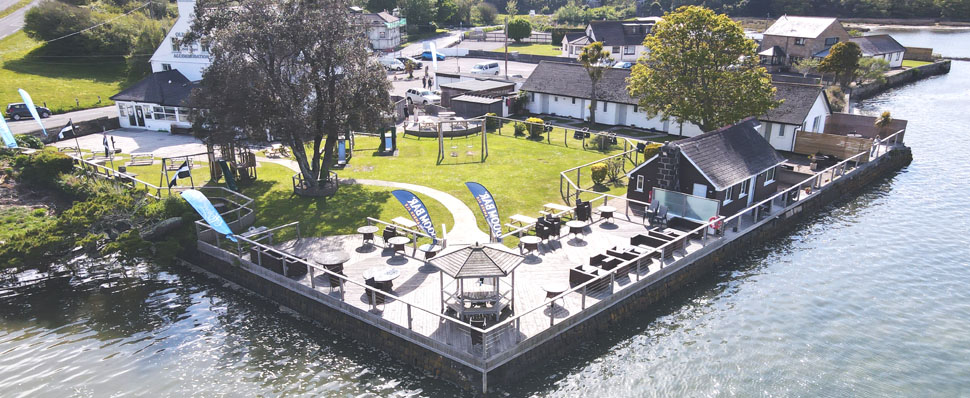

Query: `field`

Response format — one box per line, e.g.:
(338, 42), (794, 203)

(902, 59), (932, 68)
(0, 32), (127, 114)
(492, 42), (563, 56)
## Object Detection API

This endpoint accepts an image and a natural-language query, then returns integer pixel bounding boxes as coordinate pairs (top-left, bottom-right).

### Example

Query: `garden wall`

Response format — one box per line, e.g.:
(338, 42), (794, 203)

(904, 47), (934, 62)
(853, 60), (951, 100)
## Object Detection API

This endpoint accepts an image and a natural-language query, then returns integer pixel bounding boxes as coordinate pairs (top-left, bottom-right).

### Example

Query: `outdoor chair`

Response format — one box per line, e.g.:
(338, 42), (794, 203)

(327, 271), (345, 293)
(646, 201), (659, 217)
(283, 256), (308, 277)
(382, 225), (398, 245)
(570, 265), (598, 285)
(650, 205), (668, 228)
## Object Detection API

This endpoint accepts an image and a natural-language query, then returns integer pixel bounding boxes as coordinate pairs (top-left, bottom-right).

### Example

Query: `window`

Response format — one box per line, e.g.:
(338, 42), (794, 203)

(153, 106), (177, 121)
(171, 38), (179, 51)
(813, 116), (821, 132)
(162, 63), (172, 71)
(572, 97), (576, 104)
(764, 167), (776, 185)
(896, 52), (901, 60)
(603, 102), (607, 111)
(633, 105), (638, 113)
(824, 37), (839, 46)
(119, 104), (127, 117)
(380, 31), (386, 38)
(554, 96), (558, 102)
(201, 40), (210, 52)
(724, 186), (735, 203)
(143, 105), (153, 119)
(739, 180), (750, 198)
(623, 46), (635, 55)
(778, 125), (785, 136)
(636, 175), (644, 192)
(177, 107), (191, 122)
(794, 38), (806, 46)
(530, 93), (535, 102)
(612, 46), (620, 54)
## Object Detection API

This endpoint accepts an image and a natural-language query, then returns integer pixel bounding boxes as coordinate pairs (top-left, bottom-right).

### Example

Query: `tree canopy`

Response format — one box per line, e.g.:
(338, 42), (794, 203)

(577, 41), (612, 128)
(627, 5), (778, 132)
(819, 41), (862, 90)
(507, 17), (532, 42)
(189, 0), (391, 193)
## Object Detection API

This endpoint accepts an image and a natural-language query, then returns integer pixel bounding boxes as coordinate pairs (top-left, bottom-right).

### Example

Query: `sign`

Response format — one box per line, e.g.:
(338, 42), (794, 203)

(180, 189), (237, 242)
(0, 116), (15, 148)
(17, 89), (47, 136)
(465, 182), (502, 240)
(391, 190), (437, 242)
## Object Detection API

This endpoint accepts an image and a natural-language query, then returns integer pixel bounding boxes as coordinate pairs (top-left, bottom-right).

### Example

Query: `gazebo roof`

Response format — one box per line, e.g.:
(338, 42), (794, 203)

(430, 243), (523, 279)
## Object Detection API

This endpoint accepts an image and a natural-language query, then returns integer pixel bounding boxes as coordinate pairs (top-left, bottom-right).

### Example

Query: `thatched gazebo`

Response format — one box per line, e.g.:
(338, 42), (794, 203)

(430, 243), (524, 322)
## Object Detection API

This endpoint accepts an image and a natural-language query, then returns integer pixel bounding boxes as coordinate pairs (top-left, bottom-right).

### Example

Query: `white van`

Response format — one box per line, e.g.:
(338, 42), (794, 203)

(470, 61), (500, 75)
(378, 57), (405, 71)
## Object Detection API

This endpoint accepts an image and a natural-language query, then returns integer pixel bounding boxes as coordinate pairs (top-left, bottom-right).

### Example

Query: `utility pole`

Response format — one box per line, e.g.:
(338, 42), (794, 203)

(504, 16), (509, 80)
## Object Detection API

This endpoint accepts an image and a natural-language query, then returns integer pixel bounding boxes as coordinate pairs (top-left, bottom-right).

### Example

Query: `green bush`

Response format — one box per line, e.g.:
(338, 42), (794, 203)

(14, 134), (44, 149)
(507, 17), (532, 42)
(591, 162), (607, 185)
(513, 122), (526, 136)
(485, 112), (500, 131)
(14, 150), (74, 187)
(525, 117), (545, 139)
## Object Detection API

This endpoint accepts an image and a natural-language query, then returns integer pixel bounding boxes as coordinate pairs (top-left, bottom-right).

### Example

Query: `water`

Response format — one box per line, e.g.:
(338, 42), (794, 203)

(2, 35), (970, 398)
(865, 27), (970, 58)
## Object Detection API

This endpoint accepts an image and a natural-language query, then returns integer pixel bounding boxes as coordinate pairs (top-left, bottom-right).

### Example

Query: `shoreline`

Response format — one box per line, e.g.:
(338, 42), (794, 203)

(846, 23), (970, 30)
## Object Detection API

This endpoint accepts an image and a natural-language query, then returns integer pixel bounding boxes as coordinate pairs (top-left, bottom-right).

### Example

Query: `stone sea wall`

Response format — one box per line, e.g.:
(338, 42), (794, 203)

(853, 61), (951, 100)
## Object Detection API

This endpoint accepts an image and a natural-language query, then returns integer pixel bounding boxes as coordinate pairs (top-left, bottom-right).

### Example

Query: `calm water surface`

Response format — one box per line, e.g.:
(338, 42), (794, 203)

(2, 35), (970, 398)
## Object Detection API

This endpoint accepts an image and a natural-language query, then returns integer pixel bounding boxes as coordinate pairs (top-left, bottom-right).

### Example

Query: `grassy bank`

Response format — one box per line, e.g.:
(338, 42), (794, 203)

(492, 42), (563, 56)
(0, 0), (32, 19)
(0, 32), (127, 114)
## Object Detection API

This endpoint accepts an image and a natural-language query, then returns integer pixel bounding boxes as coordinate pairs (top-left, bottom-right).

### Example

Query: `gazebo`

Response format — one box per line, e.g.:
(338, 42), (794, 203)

(430, 243), (524, 322)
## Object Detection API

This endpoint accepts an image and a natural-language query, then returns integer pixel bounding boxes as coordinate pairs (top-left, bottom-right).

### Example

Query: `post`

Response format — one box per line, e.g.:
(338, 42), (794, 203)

(636, 260), (641, 281)
(504, 16), (509, 81)
(407, 304), (413, 330)
(339, 278), (345, 300)
(582, 285), (587, 310)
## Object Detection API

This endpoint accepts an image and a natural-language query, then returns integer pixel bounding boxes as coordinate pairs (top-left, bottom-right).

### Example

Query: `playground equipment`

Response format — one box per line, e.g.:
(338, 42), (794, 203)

(336, 133), (355, 168)
(378, 127), (397, 156)
(433, 114), (488, 165)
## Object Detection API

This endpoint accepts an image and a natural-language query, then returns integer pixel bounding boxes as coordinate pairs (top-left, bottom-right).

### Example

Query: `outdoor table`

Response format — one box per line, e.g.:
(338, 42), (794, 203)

(418, 243), (442, 259)
(520, 235), (542, 255)
(387, 236), (411, 256)
(543, 203), (574, 217)
(565, 220), (587, 238)
(364, 267), (401, 304)
(597, 205), (617, 223)
(391, 217), (418, 230)
(542, 283), (569, 307)
(357, 225), (378, 245)
(312, 250), (350, 273)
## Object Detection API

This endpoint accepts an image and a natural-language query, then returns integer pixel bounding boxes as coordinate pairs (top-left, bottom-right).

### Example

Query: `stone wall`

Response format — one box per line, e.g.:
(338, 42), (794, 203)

(656, 144), (681, 191)
(853, 60), (951, 100)
(904, 47), (934, 62)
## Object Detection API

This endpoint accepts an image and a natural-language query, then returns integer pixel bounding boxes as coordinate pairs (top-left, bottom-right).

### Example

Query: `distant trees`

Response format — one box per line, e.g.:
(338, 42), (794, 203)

(401, 0), (437, 32)
(819, 41), (862, 90)
(473, 2), (497, 25)
(628, 6), (778, 132)
(507, 17), (532, 41)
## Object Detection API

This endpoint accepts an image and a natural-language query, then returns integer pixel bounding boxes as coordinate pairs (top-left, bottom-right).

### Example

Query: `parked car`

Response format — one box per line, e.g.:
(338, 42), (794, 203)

(397, 57), (423, 69)
(418, 51), (446, 61)
(470, 61), (500, 75)
(379, 57), (406, 71)
(614, 61), (634, 69)
(405, 88), (440, 105)
(6, 103), (51, 121)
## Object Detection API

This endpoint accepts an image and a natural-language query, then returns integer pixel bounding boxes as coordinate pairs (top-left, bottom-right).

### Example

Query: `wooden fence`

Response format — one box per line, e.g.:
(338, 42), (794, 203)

(793, 131), (873, 161)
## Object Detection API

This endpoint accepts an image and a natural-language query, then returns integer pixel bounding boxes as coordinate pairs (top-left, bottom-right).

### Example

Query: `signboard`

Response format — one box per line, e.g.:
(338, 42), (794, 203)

(181, 189), (237, 242)
(465, 182), (502, 240)
(391, 190), (437, 242)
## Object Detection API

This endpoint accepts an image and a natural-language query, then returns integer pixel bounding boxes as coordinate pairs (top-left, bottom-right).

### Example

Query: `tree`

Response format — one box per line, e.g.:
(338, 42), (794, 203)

(854, 57), (890, 85)
(455, 0), (476, 25)
(367, 0), (396, 12)
(24, 1), (95, 54)
(627, 6), (778, 132)
(819, 41), (862, 90)
(793, 58), (821, 78)
(875, 111), (892, 128)
(936, 0), (970, 19)
(578, 42), (612, 128)
(126, 21), (166, 83)
(590, 162), (607, 185)
(436, 0), (458, 24)
(401, 0), (437, 33)
(505, 0), (517, 16)
(189, 0), (391, 194)
(507, 17), (531, 42)
(473, 2), (497, 25)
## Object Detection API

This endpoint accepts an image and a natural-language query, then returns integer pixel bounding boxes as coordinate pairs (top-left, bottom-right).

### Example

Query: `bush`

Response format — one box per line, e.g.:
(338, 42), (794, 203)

(14, 150), (74, 187)
(507, 17), (532, 42)
(513, 122), (526, 136)
(591, 162), (607, 185)
(643, 142), (662, 158)
(473, 2), (497, 25)
(525, 117), (544, 139)
(485, 112), (500, 131)
(14, 134), (44, 149)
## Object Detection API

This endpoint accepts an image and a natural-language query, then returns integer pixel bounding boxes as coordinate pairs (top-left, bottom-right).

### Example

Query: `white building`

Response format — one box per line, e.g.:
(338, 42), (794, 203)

(758, 81), (831, 152)
(358, 10), (405, 52)
(850, 35), (906, 69)
(149, 0), (210, 82)
(520, 61), (704, 136)
(561, 18), (659, 62)
(110, 70), (195, 132)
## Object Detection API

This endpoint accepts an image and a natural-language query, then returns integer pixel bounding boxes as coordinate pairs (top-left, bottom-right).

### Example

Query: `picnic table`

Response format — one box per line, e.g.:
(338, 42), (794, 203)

(543, 203), (574, 216)
(509, 214), (537, 226)
(391, 217), (417, 230)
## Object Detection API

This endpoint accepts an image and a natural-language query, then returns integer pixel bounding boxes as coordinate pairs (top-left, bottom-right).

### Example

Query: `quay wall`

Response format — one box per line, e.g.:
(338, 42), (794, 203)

(853, 61), (950, 100)
(485, 146), (913, 387)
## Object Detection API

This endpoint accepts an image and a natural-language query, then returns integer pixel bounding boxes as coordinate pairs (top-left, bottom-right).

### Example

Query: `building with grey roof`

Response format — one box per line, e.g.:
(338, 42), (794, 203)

(759, 16), (850, 71)
(758, 81), (832, 152)
(560, 19), (658, 62)
(850, 35), (906, 68)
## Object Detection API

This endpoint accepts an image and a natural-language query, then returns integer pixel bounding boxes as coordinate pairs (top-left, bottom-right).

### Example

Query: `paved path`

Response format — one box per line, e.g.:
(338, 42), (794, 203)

(0, 0), (40, 40)
(9, 105), (117, 135)
(49, 128), (208, 158)
(257, 156), (490, 244)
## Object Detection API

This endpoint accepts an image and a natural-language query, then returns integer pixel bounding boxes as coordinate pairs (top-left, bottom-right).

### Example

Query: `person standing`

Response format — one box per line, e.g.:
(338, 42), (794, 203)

(428, 76), (434, 90)
(422, 75), (427, 89)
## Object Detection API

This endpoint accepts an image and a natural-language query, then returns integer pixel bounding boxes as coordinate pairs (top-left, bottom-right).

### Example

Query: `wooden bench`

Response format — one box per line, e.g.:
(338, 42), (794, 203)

(391, 216), (417, 230)
(127, 152), (154, 166)
(667, 217), (705, 239)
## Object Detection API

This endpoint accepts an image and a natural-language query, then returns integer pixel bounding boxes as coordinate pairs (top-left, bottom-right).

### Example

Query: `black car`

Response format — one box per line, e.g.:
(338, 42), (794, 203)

(6, 103), (51, 121)
(397, 57), (422, 69)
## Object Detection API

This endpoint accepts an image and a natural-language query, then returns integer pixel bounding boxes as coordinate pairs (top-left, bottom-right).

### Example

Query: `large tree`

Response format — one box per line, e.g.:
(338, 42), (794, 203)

(627, 6), (778, 133)
(188, 0), (391, 194)
(577, 42), (612, 128)
(819, 41), (862, 90)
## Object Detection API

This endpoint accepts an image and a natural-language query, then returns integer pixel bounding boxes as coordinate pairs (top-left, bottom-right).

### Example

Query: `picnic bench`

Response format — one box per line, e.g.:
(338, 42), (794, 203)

(542, 203), (573, 217)
(267, 144), (290, 158)
(127, 152), (154, 166)
(166, 158), (192, 170)
(391, 216), (418, 230)
(506, 214), (537, 233)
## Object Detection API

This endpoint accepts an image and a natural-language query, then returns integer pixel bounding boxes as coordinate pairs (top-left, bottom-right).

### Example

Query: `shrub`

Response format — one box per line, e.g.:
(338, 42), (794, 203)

(14, 134), (44, 149)
(513, 122), (526, 136)
(591, 162), (607, 185)
(525, 117), (544, 139)
(507, 17), (532, 42)
(473, 2), (497, 25)
(643, 142), (662, 158)
(14, 150), (74, 187)
(485, 112), (501, 131)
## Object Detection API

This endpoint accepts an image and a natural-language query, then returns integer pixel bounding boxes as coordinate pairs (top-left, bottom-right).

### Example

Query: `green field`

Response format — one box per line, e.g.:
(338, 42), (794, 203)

(902, 59), (932, 68)
(493, 42), (563, 56)
(0, 0), (32, 19)
(0, 32), (127, 114)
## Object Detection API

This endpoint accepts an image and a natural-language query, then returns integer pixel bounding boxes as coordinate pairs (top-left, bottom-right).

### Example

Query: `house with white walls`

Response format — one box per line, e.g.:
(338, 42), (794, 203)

(561, 18), (659, 62)
(520, 61), (704, 136)
(149, 0), (210, 82)
(758, 81), (831, 152)
(850, 35), (906, 68)
(110, 70), (196, 132)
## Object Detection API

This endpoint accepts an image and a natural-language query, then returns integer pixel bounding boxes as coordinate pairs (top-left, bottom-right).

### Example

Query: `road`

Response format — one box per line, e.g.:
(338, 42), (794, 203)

(398, 30), (464, 57)
(388, 57), (537, 97)
(0, 0), (40, 39)
(7, 105), (116, 135)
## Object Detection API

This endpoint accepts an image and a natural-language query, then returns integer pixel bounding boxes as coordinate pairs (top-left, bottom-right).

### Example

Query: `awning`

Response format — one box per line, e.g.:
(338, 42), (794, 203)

(758, 46), (785, 58)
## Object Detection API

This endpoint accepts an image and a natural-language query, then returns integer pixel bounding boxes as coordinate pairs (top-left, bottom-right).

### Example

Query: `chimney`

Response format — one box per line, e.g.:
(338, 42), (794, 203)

(656, 143), (681, 192)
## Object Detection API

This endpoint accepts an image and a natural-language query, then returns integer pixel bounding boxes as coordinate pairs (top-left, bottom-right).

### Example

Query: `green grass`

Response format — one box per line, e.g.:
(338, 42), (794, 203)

(0, 0), (32, 19)
(0, 207), (55, 243)
(492, 42), (562, 56)
(0, 31), (127, 113)
(902, 59), (932, 68)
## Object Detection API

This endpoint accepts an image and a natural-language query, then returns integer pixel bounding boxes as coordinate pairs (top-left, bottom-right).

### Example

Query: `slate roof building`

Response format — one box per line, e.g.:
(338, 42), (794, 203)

(758, 81), (831, 152)
(850, 35), (906, 68)
(626, 118), (786, 216)
(561, 19), (659, 61)
(759, 16), (850, 71)
(150, 0), (211, 82)
(520, 61), (704, 136)
(110, 70), (197, 132)
(353, 9), (406, 52)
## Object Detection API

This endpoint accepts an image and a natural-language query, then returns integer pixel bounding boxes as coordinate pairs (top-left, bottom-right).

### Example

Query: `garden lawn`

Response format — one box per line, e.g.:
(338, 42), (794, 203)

(0, 32), (127, 114)
(0, 0), (32, 19)
(492, 42), (563, 56)
(902, 59), (932, 68)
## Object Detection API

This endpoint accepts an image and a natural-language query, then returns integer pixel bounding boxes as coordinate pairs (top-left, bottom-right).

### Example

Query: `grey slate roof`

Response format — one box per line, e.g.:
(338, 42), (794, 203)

(520, 61), (636, 105)
(452, 95), (502, 104)
(563, 32), (586, 43)
(362, 11), (399, 24)
(587, 21), (653, 46)
(761, 82), (826, 125)
(764, 16), (839, 39)
(110, 70), (196, 107)
(430, 244), (523, 279)
(439, 80), (514, 91)
(674, 118), (786, 190)
(850, 35), (905, 56)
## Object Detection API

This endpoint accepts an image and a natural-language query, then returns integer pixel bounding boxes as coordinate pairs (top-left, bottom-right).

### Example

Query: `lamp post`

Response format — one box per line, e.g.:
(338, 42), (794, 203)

(504, 16), (509, 80)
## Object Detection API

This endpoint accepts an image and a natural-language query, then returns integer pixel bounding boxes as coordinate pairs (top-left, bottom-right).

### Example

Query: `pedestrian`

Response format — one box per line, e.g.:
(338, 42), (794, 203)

(422, 75), (427, 89)
(428, 76), (434, 89)
(424, 65), (429, 78)
(403, 103), (410, 121)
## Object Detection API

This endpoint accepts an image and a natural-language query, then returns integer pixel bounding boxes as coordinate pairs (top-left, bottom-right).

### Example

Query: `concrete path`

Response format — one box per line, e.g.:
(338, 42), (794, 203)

(257, 156), (490, 245)
(0, 0), (40, 40)
(49, 128), (208, 158)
